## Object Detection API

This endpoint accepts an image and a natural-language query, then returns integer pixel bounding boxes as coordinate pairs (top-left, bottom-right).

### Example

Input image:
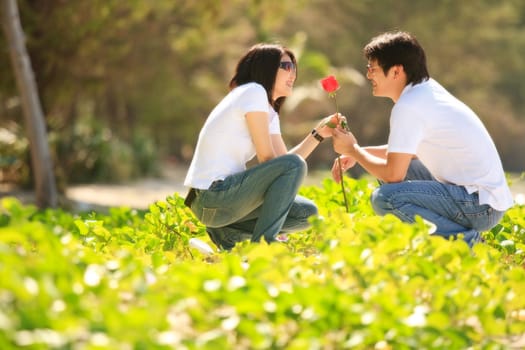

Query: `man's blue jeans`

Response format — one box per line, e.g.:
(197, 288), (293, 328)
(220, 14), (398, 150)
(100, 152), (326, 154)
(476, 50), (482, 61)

(190, 154), (318, 250)
(370, 160), (504, 247)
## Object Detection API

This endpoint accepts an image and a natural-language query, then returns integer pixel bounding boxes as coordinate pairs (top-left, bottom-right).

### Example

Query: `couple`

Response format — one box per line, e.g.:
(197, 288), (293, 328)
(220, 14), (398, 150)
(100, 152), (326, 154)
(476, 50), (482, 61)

(184, 31), (514, 251)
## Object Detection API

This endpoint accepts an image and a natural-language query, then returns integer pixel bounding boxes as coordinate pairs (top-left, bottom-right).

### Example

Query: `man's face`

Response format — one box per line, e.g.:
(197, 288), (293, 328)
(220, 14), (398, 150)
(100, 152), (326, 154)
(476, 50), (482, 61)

(366, 59), (399, 100)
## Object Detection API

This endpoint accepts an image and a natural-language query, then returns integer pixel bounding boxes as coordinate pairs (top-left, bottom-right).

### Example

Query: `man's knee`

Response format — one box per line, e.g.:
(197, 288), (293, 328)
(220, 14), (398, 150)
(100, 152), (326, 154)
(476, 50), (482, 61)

(370, 187), (391, 216)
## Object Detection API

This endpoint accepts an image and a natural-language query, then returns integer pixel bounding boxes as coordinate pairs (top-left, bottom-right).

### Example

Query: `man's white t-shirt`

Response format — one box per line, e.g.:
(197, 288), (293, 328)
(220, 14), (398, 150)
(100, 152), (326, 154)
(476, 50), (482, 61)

(388, 78), (513, 211)
(184, 82), (280, 190)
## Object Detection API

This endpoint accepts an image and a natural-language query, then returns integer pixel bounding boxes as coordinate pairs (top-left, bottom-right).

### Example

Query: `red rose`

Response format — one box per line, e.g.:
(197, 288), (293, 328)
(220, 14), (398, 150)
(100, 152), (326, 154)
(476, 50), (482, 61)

(320, 75), (340, 93)
(320, 74), (349, 213)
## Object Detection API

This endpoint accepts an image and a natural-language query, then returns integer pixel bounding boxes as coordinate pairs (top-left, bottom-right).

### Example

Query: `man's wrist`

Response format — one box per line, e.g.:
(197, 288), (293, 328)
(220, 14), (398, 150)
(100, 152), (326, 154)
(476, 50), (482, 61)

(347, 143), (359, 155)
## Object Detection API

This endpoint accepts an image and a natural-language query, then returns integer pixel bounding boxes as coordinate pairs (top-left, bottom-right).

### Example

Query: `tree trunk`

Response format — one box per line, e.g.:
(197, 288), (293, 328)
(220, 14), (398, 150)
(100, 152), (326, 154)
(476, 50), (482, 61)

(1, 0), (58, 208)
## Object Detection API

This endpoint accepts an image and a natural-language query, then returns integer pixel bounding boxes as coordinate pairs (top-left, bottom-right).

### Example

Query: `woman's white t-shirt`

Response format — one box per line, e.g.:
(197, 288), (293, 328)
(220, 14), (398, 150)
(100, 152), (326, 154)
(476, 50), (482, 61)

(388, 78), (513, 211)
(184, 82), (280, 189)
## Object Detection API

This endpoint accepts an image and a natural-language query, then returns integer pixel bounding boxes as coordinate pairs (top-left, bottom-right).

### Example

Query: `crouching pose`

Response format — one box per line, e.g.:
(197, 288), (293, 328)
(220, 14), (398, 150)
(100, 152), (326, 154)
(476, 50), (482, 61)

(184, 43), (334, 250)
(331, 31), (513, 247)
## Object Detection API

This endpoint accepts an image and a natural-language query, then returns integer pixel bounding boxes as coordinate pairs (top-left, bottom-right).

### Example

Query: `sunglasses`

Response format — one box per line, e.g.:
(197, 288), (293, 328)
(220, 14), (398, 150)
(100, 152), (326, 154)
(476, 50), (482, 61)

(279, 61), (296, 72)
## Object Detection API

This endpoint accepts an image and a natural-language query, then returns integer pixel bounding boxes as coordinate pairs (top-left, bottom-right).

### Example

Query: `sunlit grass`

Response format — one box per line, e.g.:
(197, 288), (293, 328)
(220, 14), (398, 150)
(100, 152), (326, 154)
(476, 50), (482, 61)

(0, 175), (524, 349)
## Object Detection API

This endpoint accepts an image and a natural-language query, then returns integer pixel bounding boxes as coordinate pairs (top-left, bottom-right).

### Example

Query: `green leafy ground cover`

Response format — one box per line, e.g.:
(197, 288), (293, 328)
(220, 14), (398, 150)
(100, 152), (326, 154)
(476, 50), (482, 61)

(0, 178), (524, 349)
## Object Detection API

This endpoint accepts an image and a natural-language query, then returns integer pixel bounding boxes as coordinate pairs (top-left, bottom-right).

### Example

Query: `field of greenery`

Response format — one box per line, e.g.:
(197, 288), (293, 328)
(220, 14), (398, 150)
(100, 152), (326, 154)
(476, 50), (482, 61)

(1, 177), (524, 349)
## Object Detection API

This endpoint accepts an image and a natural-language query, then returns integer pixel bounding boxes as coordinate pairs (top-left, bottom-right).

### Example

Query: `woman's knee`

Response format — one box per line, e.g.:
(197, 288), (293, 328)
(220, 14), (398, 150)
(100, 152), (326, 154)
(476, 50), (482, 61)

(290, 196), (318, 218)
(303, 201), (318, 218)
(279, 154), (307, 177)
(288, 202), (318, 231)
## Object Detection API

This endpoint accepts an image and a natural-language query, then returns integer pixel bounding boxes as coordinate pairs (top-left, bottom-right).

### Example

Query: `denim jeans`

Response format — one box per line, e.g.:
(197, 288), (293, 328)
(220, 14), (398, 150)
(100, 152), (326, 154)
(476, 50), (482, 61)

(370, 159), (504, 247)
(190, 154), (318, 250)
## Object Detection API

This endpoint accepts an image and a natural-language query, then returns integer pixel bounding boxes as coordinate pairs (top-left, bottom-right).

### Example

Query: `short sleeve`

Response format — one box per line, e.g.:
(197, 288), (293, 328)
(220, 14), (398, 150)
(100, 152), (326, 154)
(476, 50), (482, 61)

(387, 102), (424, 154)
(239, 83), (270, 114)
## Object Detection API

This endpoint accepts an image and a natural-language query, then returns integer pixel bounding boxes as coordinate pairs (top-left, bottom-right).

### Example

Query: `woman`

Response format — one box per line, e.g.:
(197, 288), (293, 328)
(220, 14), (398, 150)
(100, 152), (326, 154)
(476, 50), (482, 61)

(184, 43), (334, 250)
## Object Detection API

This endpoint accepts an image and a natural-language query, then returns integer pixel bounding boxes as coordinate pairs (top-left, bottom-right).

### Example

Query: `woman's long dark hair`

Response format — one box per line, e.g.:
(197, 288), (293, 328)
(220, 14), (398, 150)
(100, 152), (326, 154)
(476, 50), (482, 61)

(229, 43), (296, 113)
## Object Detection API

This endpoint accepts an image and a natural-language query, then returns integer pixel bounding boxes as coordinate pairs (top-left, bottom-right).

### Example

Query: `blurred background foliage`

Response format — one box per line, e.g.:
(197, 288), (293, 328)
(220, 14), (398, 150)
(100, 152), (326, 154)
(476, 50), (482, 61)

(1, 0), (525, 189)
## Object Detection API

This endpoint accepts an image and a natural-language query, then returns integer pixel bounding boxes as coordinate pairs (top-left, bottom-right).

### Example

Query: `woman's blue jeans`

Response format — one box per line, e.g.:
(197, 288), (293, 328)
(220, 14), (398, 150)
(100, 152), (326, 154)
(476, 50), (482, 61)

(189, 154), (318, 250)
(370, 160), (504, 247)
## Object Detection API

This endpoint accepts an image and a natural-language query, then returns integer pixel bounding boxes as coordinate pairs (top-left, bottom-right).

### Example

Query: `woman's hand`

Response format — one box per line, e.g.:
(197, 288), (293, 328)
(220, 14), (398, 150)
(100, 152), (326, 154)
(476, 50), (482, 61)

(315, 113), (348, 139)
(331, 155), (357, 183)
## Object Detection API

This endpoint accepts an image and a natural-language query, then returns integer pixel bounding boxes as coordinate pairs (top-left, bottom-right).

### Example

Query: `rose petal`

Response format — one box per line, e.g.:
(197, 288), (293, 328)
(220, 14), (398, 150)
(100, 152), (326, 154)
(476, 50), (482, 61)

(321, 75), (340, 93)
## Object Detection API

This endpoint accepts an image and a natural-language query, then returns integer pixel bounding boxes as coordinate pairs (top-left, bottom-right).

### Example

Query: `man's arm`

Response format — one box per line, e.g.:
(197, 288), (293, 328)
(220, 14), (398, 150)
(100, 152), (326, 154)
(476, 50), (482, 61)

(331, 145), (388, 182)
(363, 145), (388, 159)
(332, 128), (413, 182)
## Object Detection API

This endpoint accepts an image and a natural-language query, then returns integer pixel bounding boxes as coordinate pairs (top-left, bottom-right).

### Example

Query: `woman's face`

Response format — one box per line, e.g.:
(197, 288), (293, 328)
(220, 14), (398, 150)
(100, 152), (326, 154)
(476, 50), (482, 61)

(272, 54), (296, 101)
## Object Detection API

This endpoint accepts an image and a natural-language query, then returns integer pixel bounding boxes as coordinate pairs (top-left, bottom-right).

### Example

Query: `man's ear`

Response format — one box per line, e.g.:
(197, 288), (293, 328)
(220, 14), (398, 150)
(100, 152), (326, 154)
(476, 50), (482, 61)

(394, 64), (402, 74)
(392, 64), (404, 79)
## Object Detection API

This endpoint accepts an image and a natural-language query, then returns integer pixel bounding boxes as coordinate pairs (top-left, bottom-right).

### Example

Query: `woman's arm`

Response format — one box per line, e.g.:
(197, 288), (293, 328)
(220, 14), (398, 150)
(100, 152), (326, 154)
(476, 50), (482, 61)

(286, 131), (325, 159)
(246, 110), (322, 163)
(270, 131), (321, 159)
(246, 111), (276, 163)
(286, 114), (340, 159)
(248, 112), (340, 162)
(271, 135), (288, 156)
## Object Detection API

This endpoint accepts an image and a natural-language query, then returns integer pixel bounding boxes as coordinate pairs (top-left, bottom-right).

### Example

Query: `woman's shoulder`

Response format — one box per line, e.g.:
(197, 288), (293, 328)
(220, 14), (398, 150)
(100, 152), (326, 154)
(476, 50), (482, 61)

(230, 82), (268, 102)
(234, 82), (266, 94)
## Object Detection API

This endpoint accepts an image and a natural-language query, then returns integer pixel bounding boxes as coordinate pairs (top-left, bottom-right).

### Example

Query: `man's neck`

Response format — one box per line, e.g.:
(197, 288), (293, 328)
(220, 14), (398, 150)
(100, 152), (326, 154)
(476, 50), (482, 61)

(391, 85), (407, 103)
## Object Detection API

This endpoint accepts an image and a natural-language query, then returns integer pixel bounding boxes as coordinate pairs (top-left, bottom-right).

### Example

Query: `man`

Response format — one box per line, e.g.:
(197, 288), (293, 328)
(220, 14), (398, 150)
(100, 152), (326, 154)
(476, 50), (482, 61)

(331, 31), (513, 246)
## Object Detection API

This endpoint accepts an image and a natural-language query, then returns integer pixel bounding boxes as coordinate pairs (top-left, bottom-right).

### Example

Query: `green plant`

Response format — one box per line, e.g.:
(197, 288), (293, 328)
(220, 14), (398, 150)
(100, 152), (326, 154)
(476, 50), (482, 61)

(54, 117), (160, 184)
(0, 177), (524, 349)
